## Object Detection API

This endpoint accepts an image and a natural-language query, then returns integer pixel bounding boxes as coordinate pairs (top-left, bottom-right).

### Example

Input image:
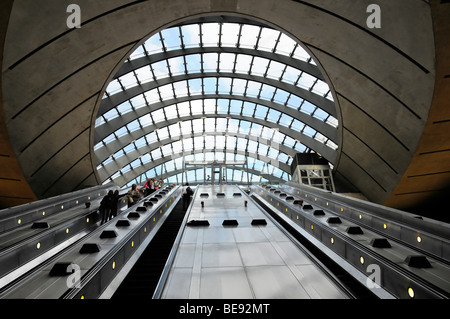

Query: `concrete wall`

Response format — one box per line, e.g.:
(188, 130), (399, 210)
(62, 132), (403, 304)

(0, 0), (38, 208)
(384, 0), (450, 221)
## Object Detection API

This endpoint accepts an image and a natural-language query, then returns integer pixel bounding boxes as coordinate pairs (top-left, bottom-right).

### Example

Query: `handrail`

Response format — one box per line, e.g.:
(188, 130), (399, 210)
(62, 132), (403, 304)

(0, 184), (119, 234)
(283, 181), (450, 241)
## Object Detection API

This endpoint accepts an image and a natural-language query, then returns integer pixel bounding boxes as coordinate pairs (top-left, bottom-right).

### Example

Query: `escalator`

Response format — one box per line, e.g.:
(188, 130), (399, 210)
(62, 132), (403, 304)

(111, 199), (187, 298)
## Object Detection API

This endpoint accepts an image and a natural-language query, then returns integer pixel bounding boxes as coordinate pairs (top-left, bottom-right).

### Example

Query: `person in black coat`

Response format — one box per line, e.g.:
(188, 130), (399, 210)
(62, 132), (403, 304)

(99, 190), (114, 224)
(110, 189), (126, 219)
(182, 183), (193, 210)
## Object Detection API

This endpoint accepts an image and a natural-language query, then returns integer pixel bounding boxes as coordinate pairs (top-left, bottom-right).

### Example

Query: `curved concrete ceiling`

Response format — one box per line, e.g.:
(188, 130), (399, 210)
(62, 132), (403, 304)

(0, 0), (447, 221)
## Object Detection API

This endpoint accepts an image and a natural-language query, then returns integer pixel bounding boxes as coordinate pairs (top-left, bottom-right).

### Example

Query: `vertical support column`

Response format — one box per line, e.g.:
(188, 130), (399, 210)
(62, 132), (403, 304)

(182, 158), (185, 185)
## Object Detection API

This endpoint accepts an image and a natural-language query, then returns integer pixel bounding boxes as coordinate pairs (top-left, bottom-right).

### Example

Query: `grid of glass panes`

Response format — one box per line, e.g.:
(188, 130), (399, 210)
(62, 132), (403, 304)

(95, 21), (339, 187)
(97, 121), (298, 182)
(95, 78), (338, 155)
(103, 152), (289, 187)
(95, 96), (337, 156)
(103, 51), (334, 110)
(106, 52), (332, 97)
(99, 77), (337, 129)
(119, 171), (275, 188)
(127, 23), (317, 68)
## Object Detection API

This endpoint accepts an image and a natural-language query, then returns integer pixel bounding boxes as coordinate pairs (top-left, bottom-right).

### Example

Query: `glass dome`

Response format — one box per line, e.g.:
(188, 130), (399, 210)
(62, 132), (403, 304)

(94, 17), (339, 187)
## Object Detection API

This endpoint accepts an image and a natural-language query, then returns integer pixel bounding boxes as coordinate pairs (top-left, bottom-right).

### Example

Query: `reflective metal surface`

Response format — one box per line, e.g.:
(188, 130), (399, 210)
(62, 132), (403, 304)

(254, 183), (450, 299)
(160, 185), (348, 299)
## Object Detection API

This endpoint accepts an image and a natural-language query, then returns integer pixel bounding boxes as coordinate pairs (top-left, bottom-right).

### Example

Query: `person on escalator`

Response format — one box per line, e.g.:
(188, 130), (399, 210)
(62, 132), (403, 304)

(182, 182), (193, 210)
(143, 178), (151, 197)
(127, 183), (141, 208)
(110, 189), (125, 220)
(99, 190), (114, 224)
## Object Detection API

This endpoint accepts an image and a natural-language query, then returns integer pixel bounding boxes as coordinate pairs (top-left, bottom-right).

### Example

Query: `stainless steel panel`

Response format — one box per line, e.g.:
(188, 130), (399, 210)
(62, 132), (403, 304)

(173, 244), (196, 268)
(180, 228), (200, 244)
(237, 242), (285, 266)
(161, 268), (193, 299)
(202, 227), (236, 244)
(246, 265), (311, 299)
(295, 264), (347, 299)
(263, 225), (291, 242)
(276, 241), (316, 265)
(232, 227), (267, 243)
(199, 267), (253, 299)
(160, 185), (348, 299)
(202, 243), (243, 267)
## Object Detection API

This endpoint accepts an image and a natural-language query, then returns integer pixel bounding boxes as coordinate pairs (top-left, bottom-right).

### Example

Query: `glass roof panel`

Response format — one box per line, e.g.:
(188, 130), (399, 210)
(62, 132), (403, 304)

(134, 65), (153, 84)
(181, 24), (200, 48)
(235, 54), (252, 74)
(312, 79), (330, 96)
(219, 53), (236, 72)
(178, 101), (190, 117)
(250, 56), (270, 76)
(217, 78), (232, 94)
(173, 80), (189, 98)
(129, 94), (147, 109)
(204, 78), (217, 94)
(221, 23), (240, 47)
(185, 54), (202, 73)
(188, 78), (202, 95)
(281, 66), (301, 85)
(275, 33), (297, 56)
(105, 79), (122, 96)
(191, 100), (203, 115)
(259, 84), (276, 101)
(118, 73), (137, 90)
(239, 24), (259, 49)
(202, 23), (220, 47)
(151, 60), (170, 80)
(143, 33), (164, 55)
(231, 78), (247, 95)
(297, 72), (317, 90)
(103, 108), (119, 122)
(292, 44), (310, 62)
(245, 80), (262, 98)
(272, 89), (289, 105)
(257, 28), (280, 52)
(161, 27), (182, 51)
(168, 56), (186, 76)
(129, 45), (146, 60)
(203, 53), (218, 72)
(266, 60), (286, 80)
(254, 104), (267, 119)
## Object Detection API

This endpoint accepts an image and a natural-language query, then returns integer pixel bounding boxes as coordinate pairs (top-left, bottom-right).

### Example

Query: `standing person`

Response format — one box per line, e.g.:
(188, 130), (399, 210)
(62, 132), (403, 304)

(110, 189), (122, 220)
(143, 178), (152, 197)
(127, 183), (141, 208)
(159, 177), (164, 188)
(99, 190), (114, 224)
(182, 182), (193, 210)
(150, 178), (156, 194)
